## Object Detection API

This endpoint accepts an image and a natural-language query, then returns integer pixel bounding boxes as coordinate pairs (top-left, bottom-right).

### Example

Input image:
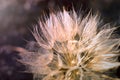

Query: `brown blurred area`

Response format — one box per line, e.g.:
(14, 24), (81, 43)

(0, 0), (120, 80)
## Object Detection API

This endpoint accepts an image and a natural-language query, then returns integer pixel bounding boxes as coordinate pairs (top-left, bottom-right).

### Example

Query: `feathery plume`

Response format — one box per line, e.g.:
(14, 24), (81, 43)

(20, 9), (120, 80)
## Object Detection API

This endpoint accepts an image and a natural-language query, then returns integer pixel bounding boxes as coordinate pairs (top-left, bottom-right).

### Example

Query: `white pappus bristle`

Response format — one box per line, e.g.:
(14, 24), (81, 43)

(21, 9), (120, 80)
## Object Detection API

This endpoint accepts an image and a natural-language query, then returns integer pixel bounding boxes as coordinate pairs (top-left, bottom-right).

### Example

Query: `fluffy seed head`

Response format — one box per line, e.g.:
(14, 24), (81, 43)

(21, 9), (120, 80)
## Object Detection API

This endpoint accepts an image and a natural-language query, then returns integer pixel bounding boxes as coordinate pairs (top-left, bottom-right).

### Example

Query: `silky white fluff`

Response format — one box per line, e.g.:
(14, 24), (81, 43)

(21, 9), (120, 80)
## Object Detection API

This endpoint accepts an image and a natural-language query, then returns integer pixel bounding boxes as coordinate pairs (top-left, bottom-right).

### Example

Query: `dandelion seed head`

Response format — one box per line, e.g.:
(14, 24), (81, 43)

(21, 9), (120, 80)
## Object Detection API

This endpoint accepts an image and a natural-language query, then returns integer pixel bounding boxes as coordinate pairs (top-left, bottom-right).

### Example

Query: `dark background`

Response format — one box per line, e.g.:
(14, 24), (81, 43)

(0, 0), (120, 80)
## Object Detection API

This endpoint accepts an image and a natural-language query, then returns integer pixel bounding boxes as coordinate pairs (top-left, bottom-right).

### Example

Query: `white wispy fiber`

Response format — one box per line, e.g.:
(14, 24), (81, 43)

(21, 9), (120, 80)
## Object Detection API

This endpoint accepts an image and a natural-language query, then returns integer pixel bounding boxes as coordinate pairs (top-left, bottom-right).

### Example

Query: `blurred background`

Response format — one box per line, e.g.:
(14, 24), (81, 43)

(0, 0), (120, 80)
